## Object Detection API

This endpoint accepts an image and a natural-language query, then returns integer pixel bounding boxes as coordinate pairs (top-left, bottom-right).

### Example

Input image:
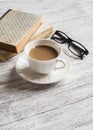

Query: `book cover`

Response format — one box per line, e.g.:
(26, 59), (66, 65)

(0, 9), (41, 53)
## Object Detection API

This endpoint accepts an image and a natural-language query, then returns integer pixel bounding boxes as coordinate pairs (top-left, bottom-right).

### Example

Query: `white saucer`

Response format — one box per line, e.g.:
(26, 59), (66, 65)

(15, 54), (71, 84)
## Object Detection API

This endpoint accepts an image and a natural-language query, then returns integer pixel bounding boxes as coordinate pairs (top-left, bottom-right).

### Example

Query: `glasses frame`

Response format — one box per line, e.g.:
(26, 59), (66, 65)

(51, 30), (89, 60)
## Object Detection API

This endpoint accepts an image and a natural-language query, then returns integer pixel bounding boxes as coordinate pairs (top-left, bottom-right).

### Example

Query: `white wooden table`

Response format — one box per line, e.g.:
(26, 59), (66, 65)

(0, 0), (93, 130)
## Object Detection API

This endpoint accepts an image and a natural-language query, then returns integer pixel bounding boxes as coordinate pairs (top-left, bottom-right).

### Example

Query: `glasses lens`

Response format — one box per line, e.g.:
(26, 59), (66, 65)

(68, 41), (86, 57)
(51, 31), (68, 43)
(51, 36), (64, 43)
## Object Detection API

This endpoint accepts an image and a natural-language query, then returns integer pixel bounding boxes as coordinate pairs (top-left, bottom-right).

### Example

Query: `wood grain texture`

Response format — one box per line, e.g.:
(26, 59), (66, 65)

(0, 0), (93, 130)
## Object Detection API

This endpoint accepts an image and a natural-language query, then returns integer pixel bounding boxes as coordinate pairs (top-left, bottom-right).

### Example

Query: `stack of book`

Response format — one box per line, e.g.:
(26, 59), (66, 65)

(0, 9), (53, 61)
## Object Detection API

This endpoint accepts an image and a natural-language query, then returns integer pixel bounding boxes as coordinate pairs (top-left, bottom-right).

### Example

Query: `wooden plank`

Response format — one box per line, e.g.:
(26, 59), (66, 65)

(0, 97), (93, 129)
(0, 0), (93, 130)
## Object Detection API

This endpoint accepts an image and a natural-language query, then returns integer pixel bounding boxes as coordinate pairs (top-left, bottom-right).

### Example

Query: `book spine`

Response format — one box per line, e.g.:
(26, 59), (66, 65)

(0, 41), (17, 52)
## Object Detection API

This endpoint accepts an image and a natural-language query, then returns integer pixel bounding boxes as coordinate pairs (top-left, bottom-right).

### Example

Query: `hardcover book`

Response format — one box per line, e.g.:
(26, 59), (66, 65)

(0, 9), (41, 53)
(0, 23), (53, 61)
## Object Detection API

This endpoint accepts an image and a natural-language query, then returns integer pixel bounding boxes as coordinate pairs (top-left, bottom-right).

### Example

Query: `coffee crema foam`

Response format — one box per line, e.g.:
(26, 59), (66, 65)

(29, 45), (58, 60)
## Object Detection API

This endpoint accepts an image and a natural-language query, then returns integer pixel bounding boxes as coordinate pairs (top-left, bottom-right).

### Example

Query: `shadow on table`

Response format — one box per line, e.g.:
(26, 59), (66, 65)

(5, 67), (63, 92)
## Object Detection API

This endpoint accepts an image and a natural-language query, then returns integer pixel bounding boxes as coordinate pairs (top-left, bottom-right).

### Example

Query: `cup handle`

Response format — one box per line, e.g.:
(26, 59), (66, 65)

(55, 58), (66, 70)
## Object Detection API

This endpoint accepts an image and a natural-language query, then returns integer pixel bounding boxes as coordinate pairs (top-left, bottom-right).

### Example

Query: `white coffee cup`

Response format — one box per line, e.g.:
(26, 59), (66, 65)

(24, 39), (67, 74)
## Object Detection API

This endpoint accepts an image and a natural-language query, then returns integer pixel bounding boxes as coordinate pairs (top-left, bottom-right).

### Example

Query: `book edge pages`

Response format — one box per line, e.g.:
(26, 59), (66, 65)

(30, 27), (53, 41)
(16, 18), (42, 53)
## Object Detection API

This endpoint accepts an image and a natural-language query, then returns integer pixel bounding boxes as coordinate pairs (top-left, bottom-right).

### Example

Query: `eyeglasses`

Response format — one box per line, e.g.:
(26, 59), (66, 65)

(51, 30), (89, 60)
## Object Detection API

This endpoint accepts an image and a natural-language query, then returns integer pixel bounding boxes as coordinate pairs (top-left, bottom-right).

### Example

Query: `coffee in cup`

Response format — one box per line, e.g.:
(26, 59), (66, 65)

(24, 39), (67, 74)
(29, 45), (58, 61)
